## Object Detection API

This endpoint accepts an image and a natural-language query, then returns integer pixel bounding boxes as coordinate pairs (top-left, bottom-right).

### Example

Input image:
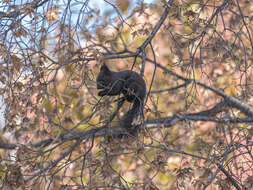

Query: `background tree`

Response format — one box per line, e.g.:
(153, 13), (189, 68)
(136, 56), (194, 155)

(0, 0), (253, 189)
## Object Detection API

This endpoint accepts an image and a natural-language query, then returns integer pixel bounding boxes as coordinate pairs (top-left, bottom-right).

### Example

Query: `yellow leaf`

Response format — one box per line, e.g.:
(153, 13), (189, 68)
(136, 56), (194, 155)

(45, 7), (58, 24)
(157, 172), (169, 185)
(43, 98), (52, 112)
(184, 25), (192, 35)
(116, 0), (130, 14)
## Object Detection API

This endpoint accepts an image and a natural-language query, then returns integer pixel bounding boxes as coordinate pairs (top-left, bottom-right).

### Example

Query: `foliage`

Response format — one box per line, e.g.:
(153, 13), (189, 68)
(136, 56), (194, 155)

(0, 0), (253, 189)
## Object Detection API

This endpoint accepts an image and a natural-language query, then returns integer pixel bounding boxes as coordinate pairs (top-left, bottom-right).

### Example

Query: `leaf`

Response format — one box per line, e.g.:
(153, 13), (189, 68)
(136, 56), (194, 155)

(45, 6), (59, 24)
(116, 0), (130, 14)
(14, 28), (28, 37)
(43, 98), (52, 113)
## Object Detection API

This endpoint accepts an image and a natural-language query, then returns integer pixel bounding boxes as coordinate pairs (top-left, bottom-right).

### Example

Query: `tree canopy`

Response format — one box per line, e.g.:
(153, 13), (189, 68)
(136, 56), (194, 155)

(0, 0), (253, 189)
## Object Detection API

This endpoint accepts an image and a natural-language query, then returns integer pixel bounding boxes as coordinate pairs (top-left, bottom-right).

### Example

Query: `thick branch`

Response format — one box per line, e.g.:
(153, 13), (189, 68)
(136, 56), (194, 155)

(148, 59), (253, 117)
(216, 163), (241, 190)
(0, 141), (17, 149)
(1, 102), (253, 150)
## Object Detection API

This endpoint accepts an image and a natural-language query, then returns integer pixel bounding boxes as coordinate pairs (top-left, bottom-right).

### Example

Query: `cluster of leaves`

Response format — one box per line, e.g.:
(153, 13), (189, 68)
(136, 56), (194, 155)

(0, 0), (253, 189)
